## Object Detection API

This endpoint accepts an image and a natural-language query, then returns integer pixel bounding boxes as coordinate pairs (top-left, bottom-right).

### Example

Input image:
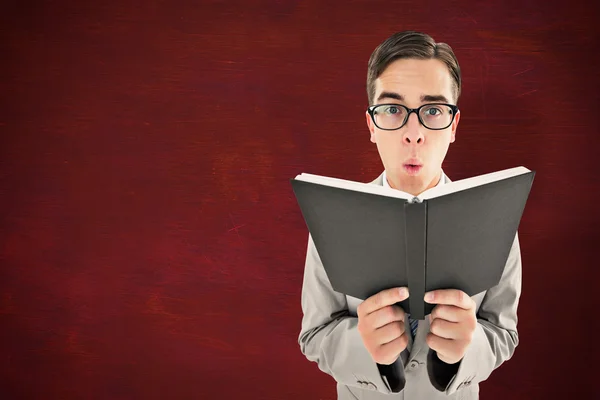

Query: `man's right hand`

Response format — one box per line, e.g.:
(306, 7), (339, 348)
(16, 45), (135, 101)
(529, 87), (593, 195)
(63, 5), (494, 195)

(357, 287), (410, 365)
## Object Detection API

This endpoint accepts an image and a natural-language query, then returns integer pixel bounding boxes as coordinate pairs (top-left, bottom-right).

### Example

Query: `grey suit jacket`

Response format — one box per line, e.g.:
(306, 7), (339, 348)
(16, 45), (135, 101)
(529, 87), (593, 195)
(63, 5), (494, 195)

(298, 172), (522, 399)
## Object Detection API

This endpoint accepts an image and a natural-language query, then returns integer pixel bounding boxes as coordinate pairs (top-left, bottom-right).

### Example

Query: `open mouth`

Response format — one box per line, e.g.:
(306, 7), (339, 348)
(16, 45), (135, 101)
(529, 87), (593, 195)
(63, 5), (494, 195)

(403, 163), (423, 175)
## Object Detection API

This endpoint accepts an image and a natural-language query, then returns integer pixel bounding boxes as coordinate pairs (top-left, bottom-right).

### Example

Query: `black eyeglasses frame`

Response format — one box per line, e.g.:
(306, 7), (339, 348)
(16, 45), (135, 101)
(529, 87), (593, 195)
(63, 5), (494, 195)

(367, 103), (459, 131)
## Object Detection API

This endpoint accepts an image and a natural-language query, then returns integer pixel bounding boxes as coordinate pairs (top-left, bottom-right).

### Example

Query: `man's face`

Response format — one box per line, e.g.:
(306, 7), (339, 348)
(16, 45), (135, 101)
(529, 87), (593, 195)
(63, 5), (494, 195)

(366, 58), (460, 196)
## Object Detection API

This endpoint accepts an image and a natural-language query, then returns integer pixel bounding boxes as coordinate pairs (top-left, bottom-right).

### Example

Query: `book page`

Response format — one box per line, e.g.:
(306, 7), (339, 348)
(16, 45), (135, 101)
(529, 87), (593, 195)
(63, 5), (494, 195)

(294, 173), (413, 201)
(419, 166), (531, 200)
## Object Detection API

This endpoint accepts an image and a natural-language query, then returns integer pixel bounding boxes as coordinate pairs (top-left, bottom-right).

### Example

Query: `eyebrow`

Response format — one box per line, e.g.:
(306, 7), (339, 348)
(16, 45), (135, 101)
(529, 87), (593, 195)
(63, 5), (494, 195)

(376, 91), (449, 104)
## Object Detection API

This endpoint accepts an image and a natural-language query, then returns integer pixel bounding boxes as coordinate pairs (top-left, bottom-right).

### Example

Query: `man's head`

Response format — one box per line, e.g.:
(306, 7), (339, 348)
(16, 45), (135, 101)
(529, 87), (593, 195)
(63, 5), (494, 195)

(366, 31), (461, 196)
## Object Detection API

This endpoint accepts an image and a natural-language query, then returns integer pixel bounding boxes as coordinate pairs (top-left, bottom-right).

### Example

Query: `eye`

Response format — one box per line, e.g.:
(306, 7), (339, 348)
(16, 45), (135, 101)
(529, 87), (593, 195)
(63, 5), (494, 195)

(425, 107), (442, 116)
(381, 106), (403, 115)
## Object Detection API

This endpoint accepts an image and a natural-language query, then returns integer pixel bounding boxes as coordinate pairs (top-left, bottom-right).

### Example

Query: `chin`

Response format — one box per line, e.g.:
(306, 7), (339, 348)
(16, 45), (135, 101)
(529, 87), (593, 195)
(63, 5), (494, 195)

(393, 170), (433, 192)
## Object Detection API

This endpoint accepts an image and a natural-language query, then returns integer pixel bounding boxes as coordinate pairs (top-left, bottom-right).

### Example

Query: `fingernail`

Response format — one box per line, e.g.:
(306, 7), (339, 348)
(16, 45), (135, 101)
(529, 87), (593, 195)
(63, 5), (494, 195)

(424, 292), (434, 301)
(399, 287), (408, 296)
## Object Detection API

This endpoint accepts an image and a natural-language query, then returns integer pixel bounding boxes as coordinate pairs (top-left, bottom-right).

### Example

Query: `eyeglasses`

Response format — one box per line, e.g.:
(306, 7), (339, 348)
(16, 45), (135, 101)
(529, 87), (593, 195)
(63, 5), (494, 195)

(367, 103), (459, 131)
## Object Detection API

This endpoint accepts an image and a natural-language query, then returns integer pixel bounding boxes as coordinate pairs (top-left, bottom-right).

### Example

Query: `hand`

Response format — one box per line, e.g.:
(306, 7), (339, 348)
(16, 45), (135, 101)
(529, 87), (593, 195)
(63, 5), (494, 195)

(425, 289), (477, 365)
(357, 287), (410, 365)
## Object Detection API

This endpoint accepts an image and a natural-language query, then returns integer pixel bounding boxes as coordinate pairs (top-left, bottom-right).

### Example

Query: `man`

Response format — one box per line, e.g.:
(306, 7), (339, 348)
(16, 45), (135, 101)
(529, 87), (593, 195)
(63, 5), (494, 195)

(298, 31), (522, 399)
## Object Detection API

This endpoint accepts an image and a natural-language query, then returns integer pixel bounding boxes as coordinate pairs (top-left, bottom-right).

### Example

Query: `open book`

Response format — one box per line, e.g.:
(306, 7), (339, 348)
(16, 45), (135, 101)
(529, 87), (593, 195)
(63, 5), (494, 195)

(291, 166), (535, 319)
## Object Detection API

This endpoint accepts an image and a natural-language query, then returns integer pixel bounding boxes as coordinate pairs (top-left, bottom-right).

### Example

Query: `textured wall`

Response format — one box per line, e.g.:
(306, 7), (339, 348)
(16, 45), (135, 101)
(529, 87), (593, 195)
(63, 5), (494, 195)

(1, 1), (597, 399)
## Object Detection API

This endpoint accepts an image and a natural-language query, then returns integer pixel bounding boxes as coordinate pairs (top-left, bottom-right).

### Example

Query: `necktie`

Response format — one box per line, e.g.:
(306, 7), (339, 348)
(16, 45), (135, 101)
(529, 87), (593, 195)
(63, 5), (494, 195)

(408, 315), (418, 339)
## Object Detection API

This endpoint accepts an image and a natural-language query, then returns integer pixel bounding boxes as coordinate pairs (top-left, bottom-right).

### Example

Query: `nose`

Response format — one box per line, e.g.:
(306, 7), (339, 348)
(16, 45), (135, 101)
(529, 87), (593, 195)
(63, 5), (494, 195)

(402, 112), (425, 145)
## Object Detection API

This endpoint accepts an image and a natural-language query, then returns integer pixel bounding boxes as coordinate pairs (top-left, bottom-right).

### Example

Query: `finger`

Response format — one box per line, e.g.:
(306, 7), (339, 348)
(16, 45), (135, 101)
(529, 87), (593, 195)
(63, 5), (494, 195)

(373, 321), (406, 344)
(374, 333), (409, 365)
(424, 289), (474, 310)
(426, 333), (462, 364)
(364, 305), (405, 330)
(430, 304), (466, 323)
(429, 317), (462, 340)
(358, 287), (409, 317)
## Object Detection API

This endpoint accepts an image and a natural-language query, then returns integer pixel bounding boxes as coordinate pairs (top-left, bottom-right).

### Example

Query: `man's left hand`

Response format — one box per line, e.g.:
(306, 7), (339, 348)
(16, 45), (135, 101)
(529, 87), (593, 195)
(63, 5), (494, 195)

(424, 289), (477, 365)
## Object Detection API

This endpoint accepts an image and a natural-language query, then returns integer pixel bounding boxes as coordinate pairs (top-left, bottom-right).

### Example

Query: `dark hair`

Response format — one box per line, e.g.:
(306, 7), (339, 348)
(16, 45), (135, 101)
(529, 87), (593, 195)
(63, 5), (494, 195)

(366, 31), (461, 105)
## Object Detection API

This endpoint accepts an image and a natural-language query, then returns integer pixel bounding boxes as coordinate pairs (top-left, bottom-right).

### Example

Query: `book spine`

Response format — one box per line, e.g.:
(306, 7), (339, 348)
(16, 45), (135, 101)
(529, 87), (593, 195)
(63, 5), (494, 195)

(404, 201), (427, 320)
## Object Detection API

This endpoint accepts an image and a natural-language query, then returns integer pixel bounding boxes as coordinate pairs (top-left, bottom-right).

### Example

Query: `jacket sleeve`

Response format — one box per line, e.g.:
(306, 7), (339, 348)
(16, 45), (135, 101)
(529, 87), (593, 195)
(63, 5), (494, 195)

(298, 234), (406, 394)
(427, 233), (523, 394)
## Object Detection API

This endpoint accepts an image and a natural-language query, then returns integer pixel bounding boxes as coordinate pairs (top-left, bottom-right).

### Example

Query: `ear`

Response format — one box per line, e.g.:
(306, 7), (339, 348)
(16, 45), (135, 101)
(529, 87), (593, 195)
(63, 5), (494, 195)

(449, 110), (460, 143)
(366, 110), (377, 143)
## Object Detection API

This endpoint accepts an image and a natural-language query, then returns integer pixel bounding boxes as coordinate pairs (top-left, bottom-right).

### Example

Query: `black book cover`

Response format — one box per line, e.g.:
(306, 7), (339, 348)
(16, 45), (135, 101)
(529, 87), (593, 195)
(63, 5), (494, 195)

(291, 170), (535, 319)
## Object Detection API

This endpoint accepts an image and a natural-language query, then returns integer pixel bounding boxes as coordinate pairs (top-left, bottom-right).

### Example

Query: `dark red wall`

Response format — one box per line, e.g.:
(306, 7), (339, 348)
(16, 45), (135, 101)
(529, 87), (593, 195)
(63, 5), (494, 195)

(1, 1), (596, 399)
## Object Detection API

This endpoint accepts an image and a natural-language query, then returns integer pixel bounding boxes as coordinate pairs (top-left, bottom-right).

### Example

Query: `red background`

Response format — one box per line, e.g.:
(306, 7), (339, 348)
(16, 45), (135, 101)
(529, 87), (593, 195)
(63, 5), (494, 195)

(1, 1), (597, 399)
